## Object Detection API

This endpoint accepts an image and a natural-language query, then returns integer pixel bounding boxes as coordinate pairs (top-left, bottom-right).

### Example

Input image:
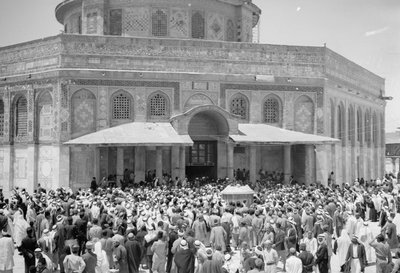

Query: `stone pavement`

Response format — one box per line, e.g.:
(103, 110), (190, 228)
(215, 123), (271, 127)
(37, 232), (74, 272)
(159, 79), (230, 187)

(12, 221), (384, 273)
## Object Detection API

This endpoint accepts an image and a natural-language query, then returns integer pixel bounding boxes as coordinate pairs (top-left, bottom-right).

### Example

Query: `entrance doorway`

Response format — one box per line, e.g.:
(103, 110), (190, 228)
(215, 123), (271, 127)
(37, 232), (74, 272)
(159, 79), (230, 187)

(186, 141), (217, 180)
(186, 110), (229, 180)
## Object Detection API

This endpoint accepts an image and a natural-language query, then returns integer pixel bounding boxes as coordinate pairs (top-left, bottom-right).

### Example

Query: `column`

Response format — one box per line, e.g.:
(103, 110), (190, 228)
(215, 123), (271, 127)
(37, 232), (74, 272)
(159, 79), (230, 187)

(156, 147), (163, 179)
(393, 158), (397, 174)
(2, 145), (13, 198)
(93, 147), (100, 183)
(249, 146), (257, 186)
(315, 145), (328, 186)
(283, 145), (292, 184)
(26, 144), (38, 194)
(134, 147), (145, 183)
(305, 144), (316, 185)
(116, 147), (124, 185)
(227, 143), (234, 181)
(171, 146), (180, 180)
(179, 146), (186, 179)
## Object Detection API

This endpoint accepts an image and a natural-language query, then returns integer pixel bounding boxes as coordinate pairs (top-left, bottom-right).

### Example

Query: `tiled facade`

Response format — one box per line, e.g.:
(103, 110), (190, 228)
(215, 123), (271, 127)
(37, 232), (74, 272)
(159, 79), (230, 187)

(0, 0), (386, 195)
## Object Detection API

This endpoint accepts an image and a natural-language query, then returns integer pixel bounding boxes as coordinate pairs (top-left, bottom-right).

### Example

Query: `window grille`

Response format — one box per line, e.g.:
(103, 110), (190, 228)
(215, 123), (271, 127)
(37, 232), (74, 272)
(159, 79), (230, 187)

(230, 96), (247, 120)
(264, 97), (279, 123)
(112, 93), (131, 119)
(149, 94), (168, 118)
(16, 97), (28, 137)
(152, 9), (168, 37)
(192, 11), (205, 39)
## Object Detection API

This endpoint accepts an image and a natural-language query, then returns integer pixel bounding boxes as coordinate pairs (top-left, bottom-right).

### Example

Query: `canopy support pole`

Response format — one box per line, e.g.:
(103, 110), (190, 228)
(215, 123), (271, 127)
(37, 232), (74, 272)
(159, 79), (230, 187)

(284, 145), (292, 184)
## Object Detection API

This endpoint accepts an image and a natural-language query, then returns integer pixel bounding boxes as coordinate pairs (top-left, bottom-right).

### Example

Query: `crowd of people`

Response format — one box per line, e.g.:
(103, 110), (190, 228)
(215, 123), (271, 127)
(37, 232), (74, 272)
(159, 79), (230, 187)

(0, 174), (399, 273)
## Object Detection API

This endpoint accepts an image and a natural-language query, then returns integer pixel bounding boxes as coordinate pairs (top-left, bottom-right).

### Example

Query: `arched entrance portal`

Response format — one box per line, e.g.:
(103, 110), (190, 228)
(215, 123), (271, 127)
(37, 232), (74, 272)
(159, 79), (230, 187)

(186, 110), (229, 180)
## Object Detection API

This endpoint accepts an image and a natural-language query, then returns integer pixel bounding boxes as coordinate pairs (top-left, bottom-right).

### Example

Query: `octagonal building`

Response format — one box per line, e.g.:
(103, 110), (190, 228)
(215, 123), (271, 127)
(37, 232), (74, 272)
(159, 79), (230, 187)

(0, 0), (386, 194)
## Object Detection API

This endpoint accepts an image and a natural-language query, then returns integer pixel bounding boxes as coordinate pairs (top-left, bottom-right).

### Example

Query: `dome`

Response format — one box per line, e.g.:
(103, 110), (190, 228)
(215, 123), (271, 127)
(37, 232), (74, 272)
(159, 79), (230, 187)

(55, 0), (261, 42)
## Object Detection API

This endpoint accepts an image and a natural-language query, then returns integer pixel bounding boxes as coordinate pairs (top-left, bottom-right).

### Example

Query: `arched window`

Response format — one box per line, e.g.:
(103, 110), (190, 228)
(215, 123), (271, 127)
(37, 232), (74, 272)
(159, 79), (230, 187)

(15, 96), (28, 137)
(148, 93), (169, 119)
(263, 96), (280, 124)
(230, 94), (248, 120)
(192, 11), (205, 39)
(112, 92), (132, 120)
(37, 92), (53, 141)
(0, 100), (4, 137)
(357, 108), (362, 143)
(152, 9), (168, 37)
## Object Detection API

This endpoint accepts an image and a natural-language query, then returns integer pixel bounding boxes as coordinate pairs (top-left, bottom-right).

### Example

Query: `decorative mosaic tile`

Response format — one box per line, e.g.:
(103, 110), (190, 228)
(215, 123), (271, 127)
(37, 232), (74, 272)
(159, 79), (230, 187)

(207, 13), (224, 40)
(170, 8), (189, 38)
(123, 7), (150, 36)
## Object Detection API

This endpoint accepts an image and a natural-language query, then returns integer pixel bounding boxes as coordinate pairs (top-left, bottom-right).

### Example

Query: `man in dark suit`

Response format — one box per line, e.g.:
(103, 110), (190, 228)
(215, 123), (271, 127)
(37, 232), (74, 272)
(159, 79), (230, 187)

(298, 243), (314, 273)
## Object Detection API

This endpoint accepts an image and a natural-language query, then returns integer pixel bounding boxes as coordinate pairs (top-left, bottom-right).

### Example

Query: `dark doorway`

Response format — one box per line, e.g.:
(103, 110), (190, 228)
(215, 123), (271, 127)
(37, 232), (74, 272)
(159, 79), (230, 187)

(186, 141), (217, 180)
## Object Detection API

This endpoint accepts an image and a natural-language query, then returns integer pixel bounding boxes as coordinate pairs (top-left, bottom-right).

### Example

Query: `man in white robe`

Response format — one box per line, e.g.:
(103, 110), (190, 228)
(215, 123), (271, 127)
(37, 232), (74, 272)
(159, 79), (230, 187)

(0, 230), (14, 273)
(358, 223), (375, 263)
(285, 248), (303, 273)
(334, 230), (351, 270)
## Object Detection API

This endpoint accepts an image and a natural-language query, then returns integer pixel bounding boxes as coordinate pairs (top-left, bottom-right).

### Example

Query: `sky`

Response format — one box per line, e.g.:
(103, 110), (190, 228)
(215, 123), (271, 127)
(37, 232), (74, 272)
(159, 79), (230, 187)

(0, 0), (399, 131)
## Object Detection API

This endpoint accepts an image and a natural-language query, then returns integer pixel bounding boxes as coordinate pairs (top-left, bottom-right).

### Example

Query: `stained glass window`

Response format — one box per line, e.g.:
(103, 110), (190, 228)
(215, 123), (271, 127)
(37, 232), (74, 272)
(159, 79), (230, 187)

(230, 95), (248, 120)
(264, 97), (279, 123)
(152, 9), (168, 37)
(112, 93), (131, 119)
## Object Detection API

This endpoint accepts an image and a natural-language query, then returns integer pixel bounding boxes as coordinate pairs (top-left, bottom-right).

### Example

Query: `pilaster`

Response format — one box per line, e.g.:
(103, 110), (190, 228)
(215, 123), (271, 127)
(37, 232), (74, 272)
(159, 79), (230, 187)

(249, 145), (257, 185)
(156, 147), (163, 179)
(283, 145), (292, 184)
(171, 146), (180, 179)
(315, 145), (328, 186)
(134, 146), (145, 182)
(305, 144), (315, 185)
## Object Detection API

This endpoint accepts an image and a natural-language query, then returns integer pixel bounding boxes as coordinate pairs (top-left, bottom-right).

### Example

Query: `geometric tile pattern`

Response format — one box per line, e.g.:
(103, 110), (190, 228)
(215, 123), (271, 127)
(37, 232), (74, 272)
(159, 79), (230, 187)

(226, 19), (235, 41)
(86, 12), (98, 34)
(38, 146), (52, 189)
(71, 89), (96, 135)
(294, 95), (314, 134)
(207, 12), (224, 40)
(123, 7), (150, 36)
(170, 8), (189, 38)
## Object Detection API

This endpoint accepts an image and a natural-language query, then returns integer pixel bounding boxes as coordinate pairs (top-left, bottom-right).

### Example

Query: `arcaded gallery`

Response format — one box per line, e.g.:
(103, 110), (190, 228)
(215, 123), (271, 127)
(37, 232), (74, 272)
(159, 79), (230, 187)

(0, 0), (386, 194)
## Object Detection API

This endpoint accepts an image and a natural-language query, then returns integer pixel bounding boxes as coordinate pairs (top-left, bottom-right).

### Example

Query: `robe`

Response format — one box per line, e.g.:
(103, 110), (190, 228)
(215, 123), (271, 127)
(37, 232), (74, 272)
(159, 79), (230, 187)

(125, 239), (142, 273)
(315, 243), (328, 273)
(210, 226), (227, 252)
(0, 236), (14, 272)
(200, 259), (223, 273)
(174, 249), (195, 273)
(93, 240), (109, 273)
(13, 211), (30, 247)
(113, 244), (129, 273)
(334, 230), (351, 266)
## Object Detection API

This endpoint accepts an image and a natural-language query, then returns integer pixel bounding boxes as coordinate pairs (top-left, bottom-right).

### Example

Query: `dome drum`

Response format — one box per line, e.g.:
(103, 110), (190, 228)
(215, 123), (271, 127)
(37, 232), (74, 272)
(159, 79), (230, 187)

(55, 0), (261, 42)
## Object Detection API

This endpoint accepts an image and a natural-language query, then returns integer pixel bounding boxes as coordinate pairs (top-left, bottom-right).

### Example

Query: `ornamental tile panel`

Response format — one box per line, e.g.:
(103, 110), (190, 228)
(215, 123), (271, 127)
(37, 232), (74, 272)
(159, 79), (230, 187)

(207, 13), (224, 41)
(123, 7), (150, 36)
(170, 8), (189, 38)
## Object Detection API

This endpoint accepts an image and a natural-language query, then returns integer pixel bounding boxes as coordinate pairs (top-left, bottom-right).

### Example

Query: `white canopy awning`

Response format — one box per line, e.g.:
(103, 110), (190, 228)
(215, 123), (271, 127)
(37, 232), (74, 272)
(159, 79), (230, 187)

(230, 124), (339, 145)
(64, 122), (193, 146)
